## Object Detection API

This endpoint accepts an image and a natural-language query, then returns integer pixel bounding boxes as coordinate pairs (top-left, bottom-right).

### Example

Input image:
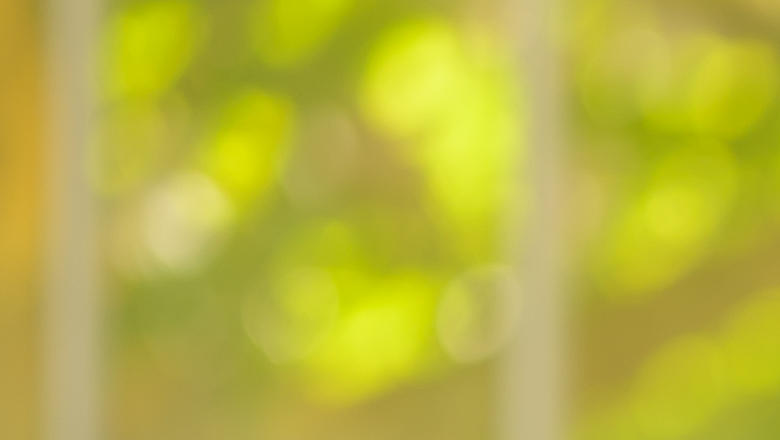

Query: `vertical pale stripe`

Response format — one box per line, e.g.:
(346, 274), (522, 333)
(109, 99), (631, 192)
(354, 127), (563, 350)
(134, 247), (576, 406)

(502, 0), (569, 438)
(43, 0), (101, 439)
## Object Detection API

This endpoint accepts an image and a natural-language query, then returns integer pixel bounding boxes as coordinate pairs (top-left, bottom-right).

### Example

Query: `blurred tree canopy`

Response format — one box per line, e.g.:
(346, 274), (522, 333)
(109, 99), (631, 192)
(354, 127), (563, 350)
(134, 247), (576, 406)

(92, 0), (780, 439)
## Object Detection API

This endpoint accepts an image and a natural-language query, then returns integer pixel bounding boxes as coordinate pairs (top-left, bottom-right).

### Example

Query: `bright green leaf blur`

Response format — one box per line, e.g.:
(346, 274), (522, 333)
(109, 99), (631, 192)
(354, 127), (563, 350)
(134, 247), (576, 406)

(249, 0), (353, 67)
(102, 0), (204, 99)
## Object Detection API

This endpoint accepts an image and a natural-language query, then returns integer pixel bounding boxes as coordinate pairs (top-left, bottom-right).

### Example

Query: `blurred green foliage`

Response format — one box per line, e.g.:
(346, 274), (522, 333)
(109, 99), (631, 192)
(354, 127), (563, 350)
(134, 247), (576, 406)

(96, 0), (780, 438)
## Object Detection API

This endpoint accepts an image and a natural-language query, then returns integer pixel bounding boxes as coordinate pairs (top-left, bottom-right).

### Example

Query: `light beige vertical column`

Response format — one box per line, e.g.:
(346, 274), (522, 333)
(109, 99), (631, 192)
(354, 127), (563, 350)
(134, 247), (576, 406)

(43, 0), (101, 439)
(502, 0), (568, 438)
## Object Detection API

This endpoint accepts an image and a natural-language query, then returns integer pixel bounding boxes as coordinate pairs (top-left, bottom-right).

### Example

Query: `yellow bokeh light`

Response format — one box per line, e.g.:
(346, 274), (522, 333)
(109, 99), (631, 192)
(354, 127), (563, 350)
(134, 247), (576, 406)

(199, 90), (294, 205)
(303, 273), (436, 404)
(640, 34), (778, 138)
(687, 38), (778, 138)
(582, 287), (780, 439)
(103, 0), (204, 99)
(249, 0), (353, 67)
(362, 20), (521, 258)
(596, 142), (738, 299)
(361, 19), (464, 137)
(723, 289), (780, 396)
(421, 62), (520, 256)
(143, 171), (233, 272)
